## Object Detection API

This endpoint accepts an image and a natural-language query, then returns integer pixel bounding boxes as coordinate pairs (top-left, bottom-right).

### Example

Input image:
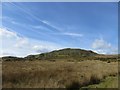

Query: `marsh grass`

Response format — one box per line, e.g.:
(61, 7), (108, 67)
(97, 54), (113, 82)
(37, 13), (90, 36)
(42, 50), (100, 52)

(2, 60), (118, 88)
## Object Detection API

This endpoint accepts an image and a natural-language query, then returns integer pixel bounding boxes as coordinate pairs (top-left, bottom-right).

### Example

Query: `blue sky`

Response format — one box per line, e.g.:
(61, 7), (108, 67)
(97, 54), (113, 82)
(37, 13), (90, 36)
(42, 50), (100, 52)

(1, 2), (118, 57)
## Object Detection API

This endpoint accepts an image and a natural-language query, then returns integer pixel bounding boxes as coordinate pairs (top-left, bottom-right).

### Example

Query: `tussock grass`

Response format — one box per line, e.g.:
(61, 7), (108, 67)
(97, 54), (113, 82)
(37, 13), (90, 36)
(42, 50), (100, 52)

(2, 60), (118, 88)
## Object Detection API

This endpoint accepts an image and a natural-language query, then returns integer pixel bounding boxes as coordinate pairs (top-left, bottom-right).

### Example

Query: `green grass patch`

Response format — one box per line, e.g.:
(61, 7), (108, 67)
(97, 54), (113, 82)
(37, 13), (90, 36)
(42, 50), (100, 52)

(82, 76), (118, 88)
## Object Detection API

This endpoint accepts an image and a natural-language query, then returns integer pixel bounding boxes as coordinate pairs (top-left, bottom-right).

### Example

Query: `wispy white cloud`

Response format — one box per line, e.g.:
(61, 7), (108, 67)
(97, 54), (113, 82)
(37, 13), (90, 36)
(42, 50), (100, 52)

(33, 26), (45, 29)
(52, 32), (83, 38)
(62, 32), (83, 37)
(42, 20), (61, 32)
(3, 2), (83, 39)
(0, 27), (18, 38)
(3, 15), (83, 39)
(0, 27), (62, 57)
(92, 38), (118, 54)
(31, 25), (51, 32)
(3, 15), (60, 35)
(3, 16), (51, 37)
(2, 16), (22, 26)
(41, 21), (83, 37)
(8, 2), (61, 32)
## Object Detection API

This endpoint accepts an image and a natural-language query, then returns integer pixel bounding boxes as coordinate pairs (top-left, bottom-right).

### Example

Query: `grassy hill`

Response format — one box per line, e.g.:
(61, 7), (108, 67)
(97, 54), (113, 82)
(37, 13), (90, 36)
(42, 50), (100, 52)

(2, 48), (118, 62)
(25, 48), (98, 61)
(2, 56), (24, 61)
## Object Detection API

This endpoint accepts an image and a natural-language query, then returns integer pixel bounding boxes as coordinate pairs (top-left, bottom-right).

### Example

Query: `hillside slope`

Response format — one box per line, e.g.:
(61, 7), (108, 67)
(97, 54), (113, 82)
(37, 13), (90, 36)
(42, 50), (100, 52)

(25, 48), (98, 61)
(2, 48), (118, 61)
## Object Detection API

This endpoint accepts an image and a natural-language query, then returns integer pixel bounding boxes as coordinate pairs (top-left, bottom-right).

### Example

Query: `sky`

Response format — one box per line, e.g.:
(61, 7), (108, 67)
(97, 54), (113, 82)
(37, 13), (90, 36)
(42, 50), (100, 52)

(0, 2), (118, 57)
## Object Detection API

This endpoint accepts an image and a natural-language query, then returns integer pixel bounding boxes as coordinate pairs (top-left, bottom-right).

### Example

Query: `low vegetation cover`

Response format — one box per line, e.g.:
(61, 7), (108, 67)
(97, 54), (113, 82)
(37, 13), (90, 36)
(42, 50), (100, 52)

(2, 48), (118, 62)
(2, 48), (119, 89)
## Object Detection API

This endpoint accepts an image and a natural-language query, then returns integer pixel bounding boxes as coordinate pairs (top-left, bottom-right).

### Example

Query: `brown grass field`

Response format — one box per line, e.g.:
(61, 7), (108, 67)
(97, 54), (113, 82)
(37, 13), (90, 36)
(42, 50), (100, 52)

(2, 60), (118, 89)
(0, 61), (2, 89)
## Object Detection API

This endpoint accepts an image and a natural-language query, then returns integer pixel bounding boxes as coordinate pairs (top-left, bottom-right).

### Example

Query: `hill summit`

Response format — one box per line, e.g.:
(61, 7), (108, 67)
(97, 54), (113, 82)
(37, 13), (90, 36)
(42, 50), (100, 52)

(25, 48), (98, 61)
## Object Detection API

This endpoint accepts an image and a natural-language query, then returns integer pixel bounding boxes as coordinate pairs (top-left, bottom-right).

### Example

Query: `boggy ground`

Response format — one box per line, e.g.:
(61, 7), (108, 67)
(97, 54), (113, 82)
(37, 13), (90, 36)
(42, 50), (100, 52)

(2, 60), (118, 89)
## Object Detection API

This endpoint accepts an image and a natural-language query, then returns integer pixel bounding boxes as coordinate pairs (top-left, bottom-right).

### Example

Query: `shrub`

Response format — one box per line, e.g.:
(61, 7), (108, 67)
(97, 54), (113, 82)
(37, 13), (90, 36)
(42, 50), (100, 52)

(66, 81), (81, 90)
(90, 74), (101, 84)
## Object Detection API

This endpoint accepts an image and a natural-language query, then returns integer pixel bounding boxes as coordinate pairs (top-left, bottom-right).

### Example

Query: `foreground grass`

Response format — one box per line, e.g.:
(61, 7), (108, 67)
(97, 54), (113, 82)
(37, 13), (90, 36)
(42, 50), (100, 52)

(82, 76), (118, 88)
(0, 61), (2, 89)
(2, 60), (118, 88)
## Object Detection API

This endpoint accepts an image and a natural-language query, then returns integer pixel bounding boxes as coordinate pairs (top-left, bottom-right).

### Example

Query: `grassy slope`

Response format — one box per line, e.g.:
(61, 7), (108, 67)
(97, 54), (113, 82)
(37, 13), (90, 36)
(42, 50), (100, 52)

(82, 76), (118, 88)
(25, 48), (98, 61)
(2, 48), (118, 62)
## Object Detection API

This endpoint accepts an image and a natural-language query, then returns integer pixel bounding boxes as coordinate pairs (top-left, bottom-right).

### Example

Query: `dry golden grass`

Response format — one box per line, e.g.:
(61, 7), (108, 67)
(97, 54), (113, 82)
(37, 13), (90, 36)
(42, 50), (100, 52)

(2, 60), (118, 88)
(0, 61), (2, 89)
